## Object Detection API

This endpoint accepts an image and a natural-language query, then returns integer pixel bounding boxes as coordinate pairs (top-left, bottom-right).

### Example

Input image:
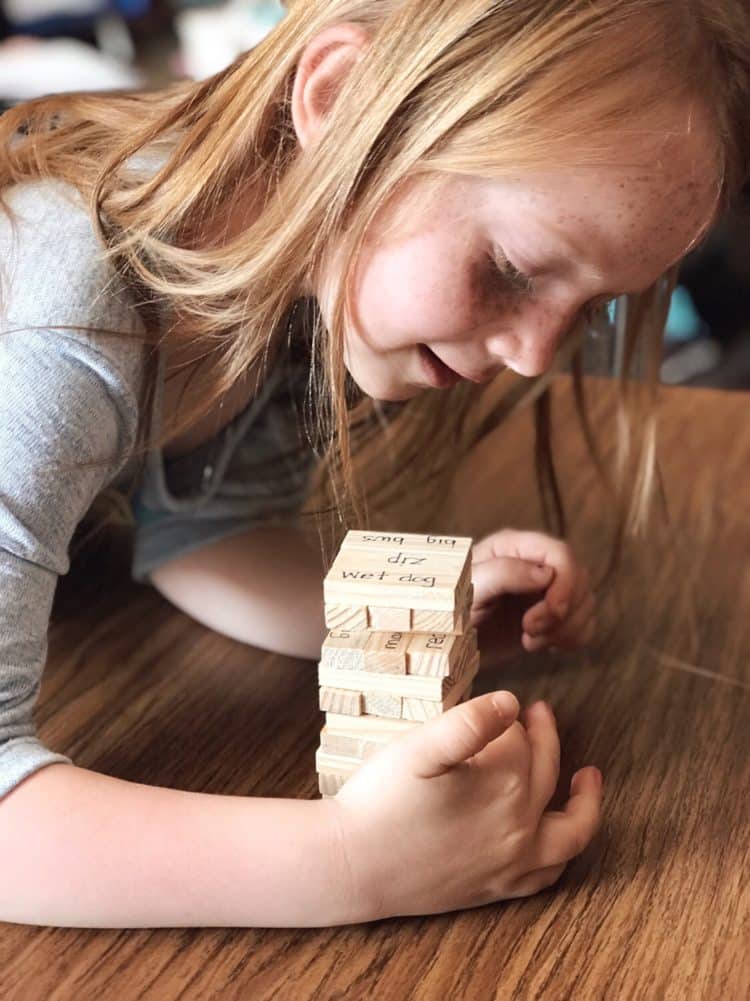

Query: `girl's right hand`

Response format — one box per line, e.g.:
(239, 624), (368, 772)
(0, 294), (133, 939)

(326, 692), (602, 922)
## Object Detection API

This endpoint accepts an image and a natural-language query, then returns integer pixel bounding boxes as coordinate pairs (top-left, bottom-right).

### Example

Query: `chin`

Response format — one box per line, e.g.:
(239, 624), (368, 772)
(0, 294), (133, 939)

(379, 385), (424, 402)
(346, 368), (424, 403)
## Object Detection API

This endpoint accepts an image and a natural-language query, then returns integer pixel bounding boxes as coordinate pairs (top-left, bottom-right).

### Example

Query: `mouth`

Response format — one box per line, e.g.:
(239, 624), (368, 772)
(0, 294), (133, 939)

(418, 345), (498, 389)
(418, 345), (465, 389)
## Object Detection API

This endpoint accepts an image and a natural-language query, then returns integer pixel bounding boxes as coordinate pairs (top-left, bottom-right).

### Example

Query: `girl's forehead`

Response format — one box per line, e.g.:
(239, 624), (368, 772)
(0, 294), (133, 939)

(410, 95), (722, 273)
(481, 160), (718, 236)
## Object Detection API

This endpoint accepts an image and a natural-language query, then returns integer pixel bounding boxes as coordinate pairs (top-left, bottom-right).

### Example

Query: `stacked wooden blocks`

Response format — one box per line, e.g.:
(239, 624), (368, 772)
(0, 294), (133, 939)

(316, 530), (478, 797)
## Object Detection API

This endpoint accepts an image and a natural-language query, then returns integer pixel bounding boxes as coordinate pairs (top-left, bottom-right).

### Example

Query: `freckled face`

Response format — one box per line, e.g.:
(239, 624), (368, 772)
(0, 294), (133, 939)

(319, 107), (720, 401)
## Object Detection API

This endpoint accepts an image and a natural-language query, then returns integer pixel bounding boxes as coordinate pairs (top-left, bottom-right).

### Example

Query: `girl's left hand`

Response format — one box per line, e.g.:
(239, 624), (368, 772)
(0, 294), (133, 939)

(470, 529), (595, 662)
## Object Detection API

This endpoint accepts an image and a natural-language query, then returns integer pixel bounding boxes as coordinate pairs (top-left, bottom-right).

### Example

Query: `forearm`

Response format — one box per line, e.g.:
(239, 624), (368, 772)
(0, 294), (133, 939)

(149, 526), (328, 660)
(0, 764), (352, 928)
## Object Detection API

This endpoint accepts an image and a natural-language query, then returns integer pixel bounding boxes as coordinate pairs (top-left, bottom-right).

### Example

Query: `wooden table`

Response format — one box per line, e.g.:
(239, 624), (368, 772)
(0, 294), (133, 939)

(1, 378), (748, 1000)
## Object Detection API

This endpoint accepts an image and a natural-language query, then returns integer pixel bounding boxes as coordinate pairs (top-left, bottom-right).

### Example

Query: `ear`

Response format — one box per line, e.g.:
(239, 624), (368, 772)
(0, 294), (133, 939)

(291, 23), (370, 150)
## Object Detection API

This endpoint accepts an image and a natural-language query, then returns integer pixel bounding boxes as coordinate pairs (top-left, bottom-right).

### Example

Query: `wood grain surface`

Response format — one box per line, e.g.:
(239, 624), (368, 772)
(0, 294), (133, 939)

(1, 377), (748, 1001)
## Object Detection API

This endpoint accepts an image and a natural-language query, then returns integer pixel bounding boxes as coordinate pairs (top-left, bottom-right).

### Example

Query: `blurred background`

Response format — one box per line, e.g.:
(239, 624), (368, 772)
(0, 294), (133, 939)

(2, 0), (749, 390)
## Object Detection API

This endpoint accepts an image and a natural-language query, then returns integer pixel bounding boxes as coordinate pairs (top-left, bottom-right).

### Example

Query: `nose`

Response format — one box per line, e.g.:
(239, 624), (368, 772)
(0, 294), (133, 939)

(485, 303), (576, 378)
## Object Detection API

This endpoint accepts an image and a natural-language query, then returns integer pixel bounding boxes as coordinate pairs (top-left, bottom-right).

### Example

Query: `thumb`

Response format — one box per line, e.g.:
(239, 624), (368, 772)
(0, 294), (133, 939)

(399, 691), (520, 780)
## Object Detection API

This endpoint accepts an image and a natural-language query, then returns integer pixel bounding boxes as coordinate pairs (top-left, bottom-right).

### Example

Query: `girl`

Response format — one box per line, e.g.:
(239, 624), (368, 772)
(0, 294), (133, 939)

(0, 0), (747, 928)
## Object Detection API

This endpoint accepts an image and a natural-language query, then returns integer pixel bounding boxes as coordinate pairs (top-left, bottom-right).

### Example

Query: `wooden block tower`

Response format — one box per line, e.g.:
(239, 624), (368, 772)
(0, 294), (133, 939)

(316, 530), (478, 797)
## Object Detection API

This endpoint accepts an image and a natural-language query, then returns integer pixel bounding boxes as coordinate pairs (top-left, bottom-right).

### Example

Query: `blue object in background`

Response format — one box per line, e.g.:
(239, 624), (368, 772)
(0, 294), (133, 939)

(115, 0), (149, 16)
(6, 0), (151, 36)
(606, 286), (705, 343)
(664, 285), (704, 343)
(251, 0), (285, 29)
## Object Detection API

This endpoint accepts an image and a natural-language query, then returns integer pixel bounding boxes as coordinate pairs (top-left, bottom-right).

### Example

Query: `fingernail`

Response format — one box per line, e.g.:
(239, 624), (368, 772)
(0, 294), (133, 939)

(574, 767), (602, 792)
(532, 564), (552, 582)
(492, 691), (519, 717)
(527, 699), (551, 716)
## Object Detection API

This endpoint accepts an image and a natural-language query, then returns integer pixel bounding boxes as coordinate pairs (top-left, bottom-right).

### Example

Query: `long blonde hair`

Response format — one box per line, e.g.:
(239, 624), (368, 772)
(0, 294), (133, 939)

(2, 0), (749, 555)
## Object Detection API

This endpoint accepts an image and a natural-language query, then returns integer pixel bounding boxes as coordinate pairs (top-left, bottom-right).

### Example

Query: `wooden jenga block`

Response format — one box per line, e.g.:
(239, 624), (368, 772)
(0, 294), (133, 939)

(319, 726), (385, 760)
(406, 628), (476, 678)
(316, 747), (362, 776)
(368, 599), (472, 635)
(362, 691), (402, 718)
(320, 627), (478, 679)
(319, 687), (364, 716)
(318, 662), (464, 702)
(321, 629), (369, 670)
(318, 772), (348, 796)
(321, 630), (412, 674)
(412, 604), (470, 634)
(325, 713), (419, 739)
(325, 600), (471, 636)
(325, 576), (463, 609)
(363, 631), (410, 674)
(331, 548), (469, 578)
(402, 652), (479, 720)
(324, 605), (369, 630)
(341, 531), (472, 559)
(368, 606), (412, 631)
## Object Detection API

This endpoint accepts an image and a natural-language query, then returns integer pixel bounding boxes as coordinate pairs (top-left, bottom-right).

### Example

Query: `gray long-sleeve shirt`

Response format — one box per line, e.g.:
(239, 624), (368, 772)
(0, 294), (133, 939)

(0, 179), (315, 798)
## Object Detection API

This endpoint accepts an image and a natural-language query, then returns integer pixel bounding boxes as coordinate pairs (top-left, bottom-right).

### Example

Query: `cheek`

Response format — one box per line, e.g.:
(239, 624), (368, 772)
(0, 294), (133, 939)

(352, 237), (488, 347)
(471, 262), (526, 324)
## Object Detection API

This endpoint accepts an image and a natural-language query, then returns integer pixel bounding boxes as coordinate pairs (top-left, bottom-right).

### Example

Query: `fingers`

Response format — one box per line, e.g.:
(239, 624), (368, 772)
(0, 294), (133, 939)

(522, 564), (594, 646)
(559, 593), (596, 646)
(475, 532), (578, 617)
(471, 529), (524, 564)
(471, 531), (595, 653)
(532, 767), (603, 870)
(539, 544), (581, 619)
(523, 591), (596, 652)
(400, 691), (520, 780)
(473, 531), (583, 620)
(523, 701), (561, 809)
(506, 863), (567, 899)
(471, 557), (553, 611)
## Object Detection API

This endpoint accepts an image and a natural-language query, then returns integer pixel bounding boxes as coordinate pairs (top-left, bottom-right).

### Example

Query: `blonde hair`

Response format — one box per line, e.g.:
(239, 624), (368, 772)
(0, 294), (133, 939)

(2, 0), (749, 556)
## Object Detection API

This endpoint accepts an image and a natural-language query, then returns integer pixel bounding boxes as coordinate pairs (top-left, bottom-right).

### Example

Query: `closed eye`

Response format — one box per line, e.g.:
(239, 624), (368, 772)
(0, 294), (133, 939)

(489, 248), (535, 295)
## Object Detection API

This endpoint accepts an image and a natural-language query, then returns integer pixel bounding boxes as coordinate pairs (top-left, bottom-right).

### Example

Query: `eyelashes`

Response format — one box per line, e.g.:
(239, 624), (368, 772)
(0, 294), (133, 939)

(484, 249), (618, 325)
(488, 249), (535, 296)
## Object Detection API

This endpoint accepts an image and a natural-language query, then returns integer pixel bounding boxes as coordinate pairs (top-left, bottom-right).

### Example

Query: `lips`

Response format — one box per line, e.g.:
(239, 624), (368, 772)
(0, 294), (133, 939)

(419, 345), (498, 388)
(418, 345), (463, 389)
